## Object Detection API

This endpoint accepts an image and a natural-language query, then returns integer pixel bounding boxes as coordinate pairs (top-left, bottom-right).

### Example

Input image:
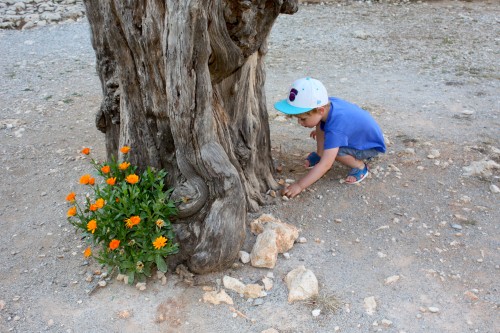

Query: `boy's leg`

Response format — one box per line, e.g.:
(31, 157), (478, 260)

(336, 154), (367, 183)
(335, 154), (365, 169)
(336, 148), (380, 183)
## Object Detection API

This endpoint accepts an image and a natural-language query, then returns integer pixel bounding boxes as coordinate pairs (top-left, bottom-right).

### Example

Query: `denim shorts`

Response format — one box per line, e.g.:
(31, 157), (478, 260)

(337, 147), (381, 160)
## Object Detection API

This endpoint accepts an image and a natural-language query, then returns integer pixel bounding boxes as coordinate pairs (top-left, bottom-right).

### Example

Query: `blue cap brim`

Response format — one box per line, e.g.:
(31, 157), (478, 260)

(274, 99), (314, 115)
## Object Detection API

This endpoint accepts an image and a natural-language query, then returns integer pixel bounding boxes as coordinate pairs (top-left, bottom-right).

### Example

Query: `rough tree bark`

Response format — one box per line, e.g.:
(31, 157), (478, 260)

(83, 0), (298, 274)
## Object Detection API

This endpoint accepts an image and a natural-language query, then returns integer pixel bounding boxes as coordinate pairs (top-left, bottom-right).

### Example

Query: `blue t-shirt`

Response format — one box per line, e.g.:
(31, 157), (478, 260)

(320, 97), (386, 153)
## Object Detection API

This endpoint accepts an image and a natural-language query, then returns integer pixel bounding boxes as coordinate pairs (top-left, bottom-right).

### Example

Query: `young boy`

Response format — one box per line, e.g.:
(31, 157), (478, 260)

(274, 77), (386, 198)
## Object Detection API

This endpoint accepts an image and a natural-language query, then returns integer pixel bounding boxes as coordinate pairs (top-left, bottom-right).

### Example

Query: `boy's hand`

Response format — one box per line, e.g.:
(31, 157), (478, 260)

(282, 183), (303, 198)
(309, 130), (317, 140)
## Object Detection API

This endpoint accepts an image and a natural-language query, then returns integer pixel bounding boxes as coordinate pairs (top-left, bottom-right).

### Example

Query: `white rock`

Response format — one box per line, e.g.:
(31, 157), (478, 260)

(490, 184), (500, 194)
(428, 306), (440, 313)
(274, 115), (288, 122)
(250, 214), (299, 253)
(202, 290), (233, 305)
(98, 281), (107, 287)
(285, 266), (319, 303)
(223, 276), (246, 294)
(262, 277), (273, 291)
(238, 251), (250, 264)
(403, 148), (416, 155)
(135, 282), (146, 291)
(250, 229), (278, 269)
(463, 160), (500, 177)
(312, 309), (321, 317)
(353, 30), (370, 39)
(243, 284), (265, 299)
(363, 296), (377, 315)
(297, 237), (307, 243)
(40, 12), (61, 21)
(381, 319), (392, 326)
(384, 275), (400, 285)
(428, 149), (440, 159)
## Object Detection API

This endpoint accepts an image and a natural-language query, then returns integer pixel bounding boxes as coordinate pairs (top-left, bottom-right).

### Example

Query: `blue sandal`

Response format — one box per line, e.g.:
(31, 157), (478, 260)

(346, 163), (369, 184)
(306, 152), (321, 168)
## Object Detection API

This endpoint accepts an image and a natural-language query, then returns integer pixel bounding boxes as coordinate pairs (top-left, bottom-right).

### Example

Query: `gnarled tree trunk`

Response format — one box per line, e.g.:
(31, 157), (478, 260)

(83, 0), (298, 273)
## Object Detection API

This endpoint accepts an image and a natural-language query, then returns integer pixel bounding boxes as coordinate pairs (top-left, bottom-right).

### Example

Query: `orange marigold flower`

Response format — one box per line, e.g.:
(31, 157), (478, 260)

(88, 177), (95, 186)
(101, 165), (110, 174)
(83, 247), (92, 258)
(66, 192), (76, 202)
(126, 174), (139, 184)
(106, 177), (116, 186)
(120, 146), (131, 154)
(125, 215), (141, 228)
(67, 206), (77, 217)
(119, 162), (130, 170)
(153, 236), (167, 250)
(81, 147), (90, 155)
(79, 174), (91, 185)
(95, 198), (105, 209)
(87, 219), (97, 233)
(115, 197), (120, 203)
(109, 239), (120, 250)
(89, 203), (98, 211)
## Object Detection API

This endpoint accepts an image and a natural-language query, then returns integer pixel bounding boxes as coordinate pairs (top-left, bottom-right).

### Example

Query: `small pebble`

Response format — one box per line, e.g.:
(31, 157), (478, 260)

(381, 319), (392, 326)
(136, 282), (147, 291)
(490, 184), (500, 194)
(297, 237), (307, 243)
(98, 281), (107, 287)
(428, 307), (440, 313)
(451, 223), (462, 230)
(312, 309), (321, 317)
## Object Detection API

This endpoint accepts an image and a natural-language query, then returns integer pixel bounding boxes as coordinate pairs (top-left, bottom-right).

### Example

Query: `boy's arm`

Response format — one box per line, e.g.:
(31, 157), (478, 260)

(283, 147), (338, 198)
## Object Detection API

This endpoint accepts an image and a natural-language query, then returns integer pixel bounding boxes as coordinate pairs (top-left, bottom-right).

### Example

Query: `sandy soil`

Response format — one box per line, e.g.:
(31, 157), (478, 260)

(0, 1), (499, 332)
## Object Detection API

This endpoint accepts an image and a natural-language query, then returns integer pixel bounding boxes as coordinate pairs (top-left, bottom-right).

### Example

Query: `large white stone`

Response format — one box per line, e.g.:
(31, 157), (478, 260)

(222, 275), (246, 294)
(250, 214), (299, 253)
(285, 266), (319, 303)
(250, 229), (278, 268)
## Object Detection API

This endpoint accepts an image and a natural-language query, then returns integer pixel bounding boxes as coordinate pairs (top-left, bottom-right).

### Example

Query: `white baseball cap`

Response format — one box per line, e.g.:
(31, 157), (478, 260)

(274, 77), (329, 115)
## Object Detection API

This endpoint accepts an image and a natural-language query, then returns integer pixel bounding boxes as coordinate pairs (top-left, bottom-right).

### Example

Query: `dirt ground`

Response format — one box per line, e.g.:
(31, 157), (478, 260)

(0, 1), (499, 332)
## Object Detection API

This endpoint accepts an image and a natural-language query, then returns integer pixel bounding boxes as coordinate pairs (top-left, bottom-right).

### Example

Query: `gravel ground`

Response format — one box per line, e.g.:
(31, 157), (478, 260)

(0, 1), (499, 333)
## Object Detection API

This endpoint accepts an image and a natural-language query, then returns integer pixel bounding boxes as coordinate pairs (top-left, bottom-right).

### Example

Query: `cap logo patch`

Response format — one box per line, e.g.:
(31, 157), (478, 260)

(288, 88), (298, 102)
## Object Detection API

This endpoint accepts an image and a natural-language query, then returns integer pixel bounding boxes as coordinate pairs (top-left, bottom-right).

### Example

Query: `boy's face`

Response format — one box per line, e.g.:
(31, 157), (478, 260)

(295, 109), (323, 128)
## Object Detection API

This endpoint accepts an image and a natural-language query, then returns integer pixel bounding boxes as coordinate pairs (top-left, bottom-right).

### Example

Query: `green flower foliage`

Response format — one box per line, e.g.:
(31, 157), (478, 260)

(66, 147), (178, 284)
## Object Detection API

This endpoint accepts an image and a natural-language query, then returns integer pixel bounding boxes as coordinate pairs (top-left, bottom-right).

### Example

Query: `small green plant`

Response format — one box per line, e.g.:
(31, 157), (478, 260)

(66, 146), (178, 284)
